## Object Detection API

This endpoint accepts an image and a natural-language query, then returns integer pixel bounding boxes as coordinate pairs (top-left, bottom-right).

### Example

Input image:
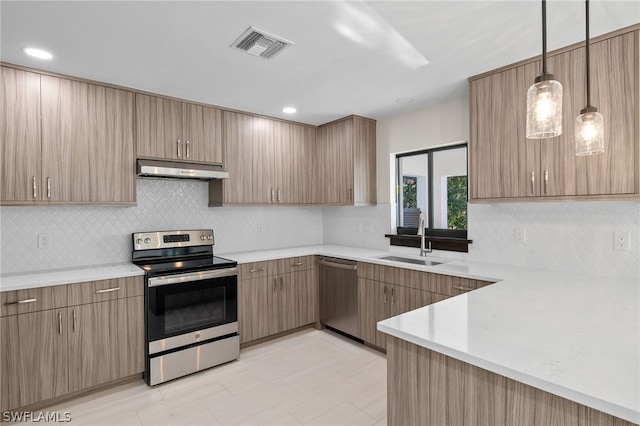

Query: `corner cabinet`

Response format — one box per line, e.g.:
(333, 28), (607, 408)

(0, 66), (136, 205)
(135, 93), (223, 164)
(469, 26), (639, 202)
(316, 116), (377, 205)
(221, 111), (316, 204)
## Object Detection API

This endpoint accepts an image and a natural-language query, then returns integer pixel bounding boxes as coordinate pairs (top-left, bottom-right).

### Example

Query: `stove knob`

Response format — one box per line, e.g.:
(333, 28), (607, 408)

(144, 238), (151, 244)
(135, 238), (142, 245)
(208, 235), (213, 240)
(200, 235), (205, 240)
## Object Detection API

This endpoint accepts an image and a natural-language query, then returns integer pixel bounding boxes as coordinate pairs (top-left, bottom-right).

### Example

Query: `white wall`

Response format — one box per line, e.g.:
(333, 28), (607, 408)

(0, 179), (323, 274)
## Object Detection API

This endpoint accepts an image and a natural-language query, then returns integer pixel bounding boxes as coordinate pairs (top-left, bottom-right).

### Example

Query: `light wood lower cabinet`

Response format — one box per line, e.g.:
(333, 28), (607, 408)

(0, 276), (144, 412)
(238, 257), (318, 344)
(387, 336), (636, 426)
(0, 309), (68, 411)
(358, 278), (432, 350)
(68, 296), (144, 393)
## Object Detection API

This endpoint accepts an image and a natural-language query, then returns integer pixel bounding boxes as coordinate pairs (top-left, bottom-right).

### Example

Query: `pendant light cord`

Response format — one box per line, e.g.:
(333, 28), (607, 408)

(541, 0), (548, 74)
(585, 0), (591, 108)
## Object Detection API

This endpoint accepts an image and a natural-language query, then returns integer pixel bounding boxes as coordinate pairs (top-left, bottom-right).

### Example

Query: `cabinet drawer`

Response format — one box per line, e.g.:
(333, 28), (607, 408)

(1, 285), (68, 317)
(239, 262), (269, 280)
(67, 276), (143, 305)
(270, 256), (316, 275)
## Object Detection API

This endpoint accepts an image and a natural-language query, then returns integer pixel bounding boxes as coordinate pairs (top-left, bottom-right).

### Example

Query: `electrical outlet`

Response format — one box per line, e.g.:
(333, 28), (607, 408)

(257, 223), (264, 235)
(514, 228), (526, 244)
(614, 231), (630, 251)
(363, 222), (372, 234)
(38, 233), (50, 249)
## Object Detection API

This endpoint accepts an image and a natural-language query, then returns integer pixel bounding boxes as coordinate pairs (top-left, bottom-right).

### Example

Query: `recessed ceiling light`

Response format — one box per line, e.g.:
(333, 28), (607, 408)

(396, 97), (414, 105)
(23, 47), (53, 60)
(282, 107), (297, 114)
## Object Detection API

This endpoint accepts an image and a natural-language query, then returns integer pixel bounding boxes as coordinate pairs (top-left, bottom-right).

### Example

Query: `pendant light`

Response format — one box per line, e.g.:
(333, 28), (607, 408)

(575, 0), (604, 156)
(526, 0), (563, 139)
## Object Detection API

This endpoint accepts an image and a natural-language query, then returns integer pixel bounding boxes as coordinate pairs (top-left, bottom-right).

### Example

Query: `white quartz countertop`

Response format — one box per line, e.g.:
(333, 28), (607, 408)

(0, 263), (145, 291)
(378, 268), (640, 424)
(2, 244), (638, 423)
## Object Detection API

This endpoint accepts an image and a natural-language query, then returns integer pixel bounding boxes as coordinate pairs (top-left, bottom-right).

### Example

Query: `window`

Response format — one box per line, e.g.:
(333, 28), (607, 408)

(395, 143), (468, 247)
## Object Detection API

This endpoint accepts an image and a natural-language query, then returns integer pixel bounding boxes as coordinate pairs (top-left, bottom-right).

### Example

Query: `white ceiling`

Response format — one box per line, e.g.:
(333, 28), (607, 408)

(1, 1), (638, 125)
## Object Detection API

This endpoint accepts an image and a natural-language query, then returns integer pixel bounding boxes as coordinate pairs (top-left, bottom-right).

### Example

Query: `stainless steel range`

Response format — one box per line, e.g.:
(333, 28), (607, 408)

(131, 229), (239, 386)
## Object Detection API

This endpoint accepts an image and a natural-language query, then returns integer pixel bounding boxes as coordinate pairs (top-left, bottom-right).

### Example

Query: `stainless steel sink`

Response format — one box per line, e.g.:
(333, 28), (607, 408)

(377, 255), (448, 267)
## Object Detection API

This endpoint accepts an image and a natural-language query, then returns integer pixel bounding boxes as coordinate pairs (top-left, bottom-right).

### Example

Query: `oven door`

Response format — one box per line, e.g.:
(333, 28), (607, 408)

(146, 267), (238, 346)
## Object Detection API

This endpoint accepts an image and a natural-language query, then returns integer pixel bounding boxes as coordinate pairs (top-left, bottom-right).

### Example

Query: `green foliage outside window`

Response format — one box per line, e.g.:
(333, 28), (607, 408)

(403, 176), (417, 208)
(447, 176), (467, 230)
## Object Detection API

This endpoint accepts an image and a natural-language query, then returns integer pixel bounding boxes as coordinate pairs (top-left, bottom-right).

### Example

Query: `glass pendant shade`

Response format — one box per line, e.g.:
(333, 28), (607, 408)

(526, 78), (563, 139)
(575, 109), (604, 156)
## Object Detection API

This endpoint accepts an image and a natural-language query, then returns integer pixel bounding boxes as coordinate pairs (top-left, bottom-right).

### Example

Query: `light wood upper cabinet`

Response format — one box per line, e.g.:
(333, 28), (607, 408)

(316, 116), (376, 205)
(1, 66), (135, 205)
(222, 111), (316, 204)
(41, 75), (135, 204)
(0, 67), (41, 203)
(135, 93), (223, 164)
(470, 27), (639, 202)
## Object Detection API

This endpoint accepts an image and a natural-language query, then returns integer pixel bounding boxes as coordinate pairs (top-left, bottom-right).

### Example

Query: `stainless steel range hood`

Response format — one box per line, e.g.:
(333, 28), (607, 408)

(137, 159), (229, 180)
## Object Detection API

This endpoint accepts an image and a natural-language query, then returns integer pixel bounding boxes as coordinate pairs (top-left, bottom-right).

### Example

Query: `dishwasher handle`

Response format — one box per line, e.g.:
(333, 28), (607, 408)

(320, 259), (357, 271)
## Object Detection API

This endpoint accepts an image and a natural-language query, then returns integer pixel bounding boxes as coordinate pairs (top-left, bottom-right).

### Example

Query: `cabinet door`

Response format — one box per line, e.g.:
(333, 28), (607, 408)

(277, 123), (315, 204)
(0, 67), (41, 203)
(135, 94), (182, 160)
(41, 76), (92, 202)
(88, 85), (135, 203)
(317, 119), (354, 204)
(68, 297), (144, 393)
(223, 111), (255, 203)
(357, 278), (388, 348)
(281, 269), (317, 331)
(252, 117), (277, 203)
(575, 32), (637, 195)
(470, 62), (540, 199)
(183, 103), (223, 164)
(389, 285), (432, 318)
(352, 116), (376, 205)
(238, 277), (270, 343)
(1, 310), (68, 411)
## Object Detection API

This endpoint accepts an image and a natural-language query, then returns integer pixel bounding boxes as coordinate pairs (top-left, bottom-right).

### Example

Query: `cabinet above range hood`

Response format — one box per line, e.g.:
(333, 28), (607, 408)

(136, 159), (229, 181)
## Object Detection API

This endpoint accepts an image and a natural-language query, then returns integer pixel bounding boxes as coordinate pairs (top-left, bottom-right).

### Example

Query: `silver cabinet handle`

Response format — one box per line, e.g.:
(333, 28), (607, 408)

(530, 171), (535, 195)
(273, 278), (277, 293)
(271, 188), (275, 202)
(544, 170), (549, 194)
(452, 286), (474, 292)
(277, 188), (281, 202)
(280, 276), (284, 291)
(73, 309), (77, 332)
(391, 287), (395, 305)
(177, 139), (181, 158)
(292, 262), (303, 267)
(347, 186), (352, 202)
(4, 298), (37, 305)
(384, 287), (388, 304)
(95, 287), (120, 294)
(186, 140), (190, 158)
(32, 176), (37, 199)
(47, 177), (51, 199)
(58, 311), (62, 335)
(319, 259), (357, 270)
(249, 268), (265, 273)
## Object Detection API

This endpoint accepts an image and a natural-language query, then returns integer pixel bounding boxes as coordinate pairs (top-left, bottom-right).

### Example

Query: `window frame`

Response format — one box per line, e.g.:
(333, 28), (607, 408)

(393, 142), (470, 249)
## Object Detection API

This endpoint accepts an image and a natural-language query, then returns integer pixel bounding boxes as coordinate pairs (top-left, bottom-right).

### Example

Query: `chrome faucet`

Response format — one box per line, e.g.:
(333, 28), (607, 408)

(417, 212), (432, 257)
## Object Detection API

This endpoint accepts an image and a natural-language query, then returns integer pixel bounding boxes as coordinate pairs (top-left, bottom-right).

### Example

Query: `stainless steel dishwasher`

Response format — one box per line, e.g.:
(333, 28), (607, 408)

(319, 257), (359, 340)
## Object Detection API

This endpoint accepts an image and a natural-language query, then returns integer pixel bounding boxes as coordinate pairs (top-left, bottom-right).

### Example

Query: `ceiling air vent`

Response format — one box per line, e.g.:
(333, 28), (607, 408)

(230, 26), (293, 60)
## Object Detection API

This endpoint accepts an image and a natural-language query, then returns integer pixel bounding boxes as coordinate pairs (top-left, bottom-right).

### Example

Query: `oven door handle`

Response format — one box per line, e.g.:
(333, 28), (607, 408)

(148, 267), (238, 287)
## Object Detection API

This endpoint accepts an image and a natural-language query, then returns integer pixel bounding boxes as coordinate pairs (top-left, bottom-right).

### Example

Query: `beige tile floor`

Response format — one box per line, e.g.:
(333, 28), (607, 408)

(19, 329), (387, 426)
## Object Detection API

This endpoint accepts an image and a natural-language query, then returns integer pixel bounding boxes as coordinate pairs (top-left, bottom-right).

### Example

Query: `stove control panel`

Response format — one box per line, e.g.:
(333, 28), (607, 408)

(132, 229), (214, 251)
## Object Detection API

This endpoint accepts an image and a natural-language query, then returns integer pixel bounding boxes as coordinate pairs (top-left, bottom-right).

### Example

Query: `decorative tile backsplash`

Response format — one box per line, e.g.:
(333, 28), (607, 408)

(323, 201), (640, 279)
(1, 179), (638, 280)
(0, 179), (323, 274)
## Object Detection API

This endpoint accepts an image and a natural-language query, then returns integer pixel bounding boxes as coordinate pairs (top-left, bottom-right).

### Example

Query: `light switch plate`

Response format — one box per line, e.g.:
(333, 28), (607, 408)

(614, 231), (630, 251)
(38, 233), (50, 249)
